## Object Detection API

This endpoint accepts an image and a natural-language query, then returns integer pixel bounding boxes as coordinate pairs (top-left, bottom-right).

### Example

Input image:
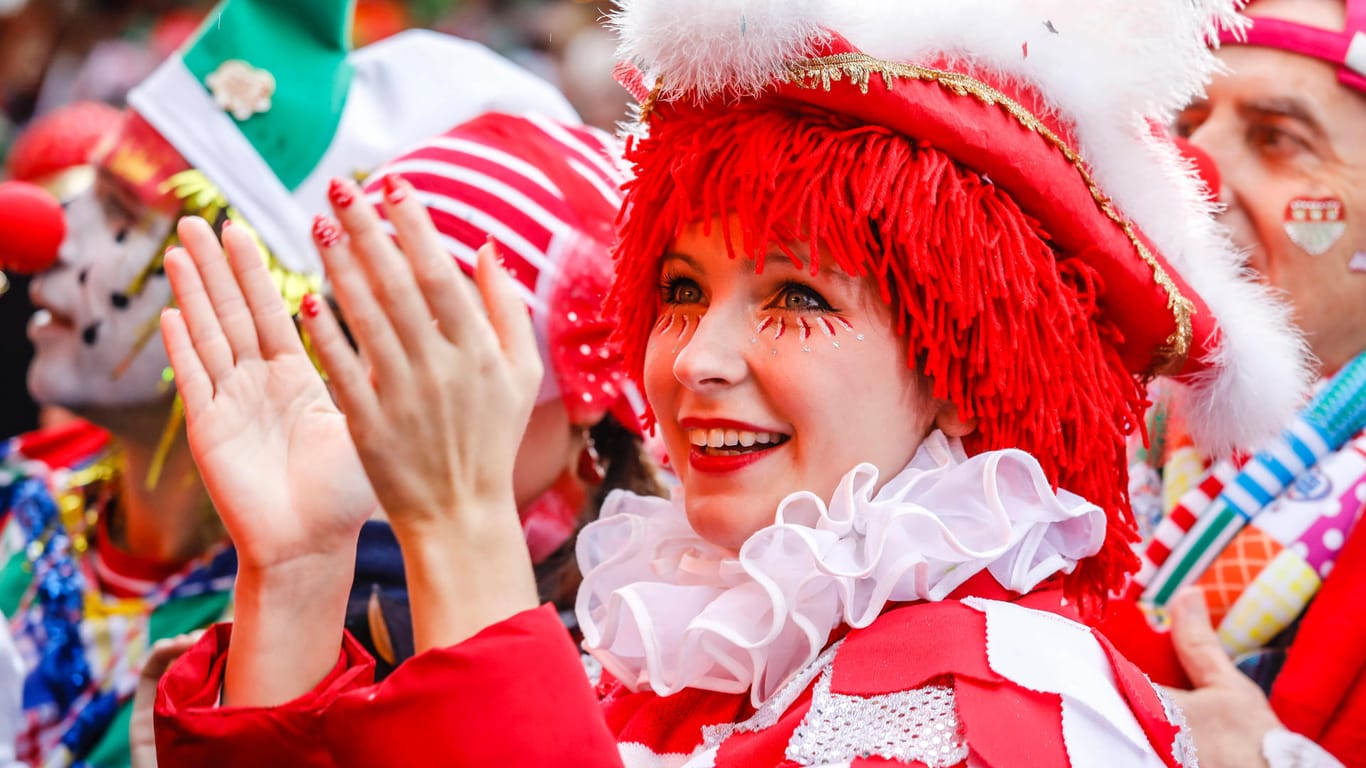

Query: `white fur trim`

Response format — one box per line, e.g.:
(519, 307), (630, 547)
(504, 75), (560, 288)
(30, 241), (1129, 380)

(611, 0), (829, 100)
(612, 0), (1310, 453)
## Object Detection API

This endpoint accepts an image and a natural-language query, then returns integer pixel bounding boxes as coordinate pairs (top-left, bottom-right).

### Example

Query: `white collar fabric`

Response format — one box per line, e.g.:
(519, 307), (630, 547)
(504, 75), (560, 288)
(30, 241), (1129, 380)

(575, 430), (1106, 707)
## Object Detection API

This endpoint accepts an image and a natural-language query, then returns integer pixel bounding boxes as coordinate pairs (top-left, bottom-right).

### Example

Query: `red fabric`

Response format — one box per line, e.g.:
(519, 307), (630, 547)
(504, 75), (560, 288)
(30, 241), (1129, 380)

(4, 101), (121, 184)
(94, 110), (191, 215)
(1093, 597), (1191, 689)
(1093, 633), (1183, 768)
(833, 600), (994, 694)
(92, 512), (194, 598)
(956, 677), (1068, 768)
(13, 420), (110, 470)
(155, 605), (620, 767)
(1271, 507), (1366, 766)
(156, 593), (1180, 767)
(155, 623), (375, 767)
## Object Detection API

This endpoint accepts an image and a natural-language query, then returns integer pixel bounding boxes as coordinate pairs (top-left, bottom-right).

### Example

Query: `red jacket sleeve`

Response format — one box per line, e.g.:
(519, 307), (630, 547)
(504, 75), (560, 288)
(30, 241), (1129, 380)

(155, 605), (623, 767)
(154, 622), (377, 767)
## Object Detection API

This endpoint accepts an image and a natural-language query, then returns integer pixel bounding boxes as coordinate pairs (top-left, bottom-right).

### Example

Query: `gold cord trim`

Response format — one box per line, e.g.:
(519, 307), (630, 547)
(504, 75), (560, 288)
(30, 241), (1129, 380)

(782, 53), (1194, 374)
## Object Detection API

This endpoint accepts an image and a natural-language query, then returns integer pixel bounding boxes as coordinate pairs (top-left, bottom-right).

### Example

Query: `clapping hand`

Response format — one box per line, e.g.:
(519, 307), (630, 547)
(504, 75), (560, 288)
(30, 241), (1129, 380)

(294, 176), (542, 652)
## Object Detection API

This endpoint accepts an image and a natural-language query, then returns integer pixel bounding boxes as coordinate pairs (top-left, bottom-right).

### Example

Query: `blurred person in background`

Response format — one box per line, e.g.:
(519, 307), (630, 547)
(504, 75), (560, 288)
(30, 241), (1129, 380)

(1110, 0), (1366, 765)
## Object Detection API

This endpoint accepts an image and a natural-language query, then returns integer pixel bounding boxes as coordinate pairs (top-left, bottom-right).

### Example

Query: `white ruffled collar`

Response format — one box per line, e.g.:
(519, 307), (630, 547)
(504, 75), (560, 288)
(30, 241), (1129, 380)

(575, 430), (1106, 707)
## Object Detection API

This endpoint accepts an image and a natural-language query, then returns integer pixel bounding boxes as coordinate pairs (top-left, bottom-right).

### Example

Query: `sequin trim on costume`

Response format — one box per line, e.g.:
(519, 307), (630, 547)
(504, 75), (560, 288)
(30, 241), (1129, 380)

(700, 641), (843, 749)
(1154, 681), (1199, 767)
(786, 666), (968, 767)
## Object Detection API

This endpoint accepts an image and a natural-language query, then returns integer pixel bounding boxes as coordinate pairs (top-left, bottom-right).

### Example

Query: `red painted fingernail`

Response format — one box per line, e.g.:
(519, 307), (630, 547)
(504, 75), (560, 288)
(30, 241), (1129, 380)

(327, 177), (355, 208)
(222, 218), (233, 229)
(301, 293), (320, 319)
(382, 174), (408, 204)
(312, 214), (342, 248)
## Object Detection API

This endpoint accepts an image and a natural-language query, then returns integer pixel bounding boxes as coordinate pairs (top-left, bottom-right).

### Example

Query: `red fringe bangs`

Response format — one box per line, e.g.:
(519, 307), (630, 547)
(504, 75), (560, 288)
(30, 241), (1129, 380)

(608, 103), (1145, 611)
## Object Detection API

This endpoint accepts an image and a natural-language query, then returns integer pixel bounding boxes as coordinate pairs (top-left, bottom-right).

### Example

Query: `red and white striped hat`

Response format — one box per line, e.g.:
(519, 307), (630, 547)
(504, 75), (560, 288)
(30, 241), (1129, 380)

(362, 112), (640, 433)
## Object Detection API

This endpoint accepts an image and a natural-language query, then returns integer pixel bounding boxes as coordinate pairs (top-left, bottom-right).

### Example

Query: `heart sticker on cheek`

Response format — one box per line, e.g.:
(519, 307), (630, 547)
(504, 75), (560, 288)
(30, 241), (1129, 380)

(1284, 198), (1346, 256)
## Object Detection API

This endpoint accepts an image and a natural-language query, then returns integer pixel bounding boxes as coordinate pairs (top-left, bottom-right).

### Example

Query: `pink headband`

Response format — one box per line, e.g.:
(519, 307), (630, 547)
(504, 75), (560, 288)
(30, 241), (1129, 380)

(1219, 0), (1366, 94)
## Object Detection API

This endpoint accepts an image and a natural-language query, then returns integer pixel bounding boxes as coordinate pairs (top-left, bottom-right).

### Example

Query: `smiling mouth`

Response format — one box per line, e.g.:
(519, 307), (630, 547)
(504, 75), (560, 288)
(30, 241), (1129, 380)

(687, 428), (791, 457)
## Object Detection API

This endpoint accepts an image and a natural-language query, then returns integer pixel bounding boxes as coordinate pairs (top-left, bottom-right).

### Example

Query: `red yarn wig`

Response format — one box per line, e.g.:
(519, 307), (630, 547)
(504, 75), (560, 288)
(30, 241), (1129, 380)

(608, 101), (1147, 609)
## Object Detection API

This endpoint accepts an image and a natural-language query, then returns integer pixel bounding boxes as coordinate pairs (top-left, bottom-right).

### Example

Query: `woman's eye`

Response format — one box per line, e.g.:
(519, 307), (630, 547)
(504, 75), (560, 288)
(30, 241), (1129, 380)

(662, 277), (704, 304)
(776, 283), (832, 312)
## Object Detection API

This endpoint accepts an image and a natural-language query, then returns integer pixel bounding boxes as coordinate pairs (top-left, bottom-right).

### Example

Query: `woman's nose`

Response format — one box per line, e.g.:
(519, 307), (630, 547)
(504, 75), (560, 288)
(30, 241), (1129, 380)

(671, 307), (751, 392)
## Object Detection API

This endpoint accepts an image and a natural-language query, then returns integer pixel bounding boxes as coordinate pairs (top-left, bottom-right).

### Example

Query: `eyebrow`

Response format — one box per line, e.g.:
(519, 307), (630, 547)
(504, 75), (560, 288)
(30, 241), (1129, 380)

(1239, 95), (1329, 139)
(660, 249), (858, 284)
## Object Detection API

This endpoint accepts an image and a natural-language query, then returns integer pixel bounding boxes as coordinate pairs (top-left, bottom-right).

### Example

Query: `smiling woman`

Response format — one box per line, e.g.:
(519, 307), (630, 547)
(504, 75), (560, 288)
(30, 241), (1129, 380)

(645, 221), (943, 552)
(152, 0), (1312, 766)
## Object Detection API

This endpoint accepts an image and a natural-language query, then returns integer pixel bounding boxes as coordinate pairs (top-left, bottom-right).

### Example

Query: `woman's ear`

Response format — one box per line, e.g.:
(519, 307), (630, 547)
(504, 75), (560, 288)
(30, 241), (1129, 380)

(933, 401), (978, 438)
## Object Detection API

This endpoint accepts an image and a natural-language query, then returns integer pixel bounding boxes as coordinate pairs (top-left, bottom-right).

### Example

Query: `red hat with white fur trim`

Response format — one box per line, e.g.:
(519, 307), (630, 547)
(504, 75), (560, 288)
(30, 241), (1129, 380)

(605, 0), (1311, 604)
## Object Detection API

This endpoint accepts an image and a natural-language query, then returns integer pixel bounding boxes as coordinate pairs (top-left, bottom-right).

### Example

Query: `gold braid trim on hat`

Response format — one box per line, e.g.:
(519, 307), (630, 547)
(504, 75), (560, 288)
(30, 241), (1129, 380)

(779, 53), (1194, 376)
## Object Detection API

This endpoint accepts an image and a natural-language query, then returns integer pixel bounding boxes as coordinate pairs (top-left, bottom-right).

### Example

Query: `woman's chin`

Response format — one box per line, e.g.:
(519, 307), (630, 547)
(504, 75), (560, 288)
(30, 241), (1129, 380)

(684, 492), (781, 552)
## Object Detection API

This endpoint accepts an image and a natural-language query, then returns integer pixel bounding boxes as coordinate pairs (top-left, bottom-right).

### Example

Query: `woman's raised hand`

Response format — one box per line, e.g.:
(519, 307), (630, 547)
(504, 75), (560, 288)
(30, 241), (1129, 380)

(299, 176), (542, 651)
(161, 216), (381, 706)
(162, 217), (377, 572)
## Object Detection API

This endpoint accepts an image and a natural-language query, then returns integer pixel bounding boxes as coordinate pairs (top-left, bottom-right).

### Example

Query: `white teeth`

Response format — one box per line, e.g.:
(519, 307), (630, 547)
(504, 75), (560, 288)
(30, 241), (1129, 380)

(687, 427), (786, 449)
(31, 309), (52, 327)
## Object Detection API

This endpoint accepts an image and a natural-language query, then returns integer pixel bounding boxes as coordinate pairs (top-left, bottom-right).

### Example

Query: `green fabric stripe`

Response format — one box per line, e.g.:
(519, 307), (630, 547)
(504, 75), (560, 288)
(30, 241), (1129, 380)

(1151, 506), (1240, 605)
(84, 590), (234, 768)
(0, 551), (31, 618)
(181, 0), (355, 190)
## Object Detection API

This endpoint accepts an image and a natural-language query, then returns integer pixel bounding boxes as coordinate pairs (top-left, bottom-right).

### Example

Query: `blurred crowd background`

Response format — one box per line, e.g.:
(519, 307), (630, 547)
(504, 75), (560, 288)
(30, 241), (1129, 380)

(0, 0), (624, 440)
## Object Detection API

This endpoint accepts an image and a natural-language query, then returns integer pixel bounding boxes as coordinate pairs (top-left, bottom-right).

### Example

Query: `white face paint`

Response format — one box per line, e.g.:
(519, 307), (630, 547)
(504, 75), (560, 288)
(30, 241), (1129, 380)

(26, 176), (176, 409)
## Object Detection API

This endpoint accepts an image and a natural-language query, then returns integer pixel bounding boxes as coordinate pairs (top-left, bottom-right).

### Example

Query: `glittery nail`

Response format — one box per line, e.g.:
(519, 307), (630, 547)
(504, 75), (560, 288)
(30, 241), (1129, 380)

(327, 177), (355, 208)
(312, 215), (342, 248)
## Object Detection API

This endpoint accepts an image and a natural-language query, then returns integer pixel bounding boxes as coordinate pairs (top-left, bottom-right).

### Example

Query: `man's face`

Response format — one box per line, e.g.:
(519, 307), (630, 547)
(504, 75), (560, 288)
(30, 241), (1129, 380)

(26, 168), (176, 410)
(1175, 0), (1366, 374)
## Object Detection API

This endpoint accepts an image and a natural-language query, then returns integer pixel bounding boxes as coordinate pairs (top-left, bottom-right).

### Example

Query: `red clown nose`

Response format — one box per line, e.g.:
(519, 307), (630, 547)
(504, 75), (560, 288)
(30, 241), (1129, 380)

(0, 181), (66, 274)
(1173, 137), (1221, 205)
